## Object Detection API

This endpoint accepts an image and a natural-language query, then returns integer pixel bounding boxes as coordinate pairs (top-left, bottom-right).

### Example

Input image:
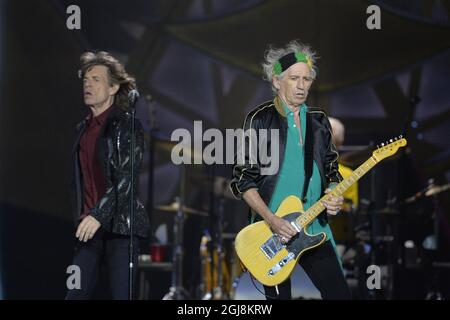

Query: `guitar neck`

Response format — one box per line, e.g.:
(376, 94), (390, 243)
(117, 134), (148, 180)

(297, 156), (378, 228)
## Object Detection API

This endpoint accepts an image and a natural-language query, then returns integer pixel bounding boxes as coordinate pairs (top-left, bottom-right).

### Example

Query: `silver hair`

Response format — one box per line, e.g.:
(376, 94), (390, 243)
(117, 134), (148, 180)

(262, 40), (318, 94)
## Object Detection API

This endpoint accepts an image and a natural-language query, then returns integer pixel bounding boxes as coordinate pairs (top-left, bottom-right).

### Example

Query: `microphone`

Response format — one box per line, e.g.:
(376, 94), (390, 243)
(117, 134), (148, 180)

(128, 89), (140, 108)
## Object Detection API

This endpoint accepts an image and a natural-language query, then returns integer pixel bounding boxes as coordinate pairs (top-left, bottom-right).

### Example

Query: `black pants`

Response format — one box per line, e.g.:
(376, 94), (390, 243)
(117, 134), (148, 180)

(263, 240), (351, 300)
(65, 229), (139, 300)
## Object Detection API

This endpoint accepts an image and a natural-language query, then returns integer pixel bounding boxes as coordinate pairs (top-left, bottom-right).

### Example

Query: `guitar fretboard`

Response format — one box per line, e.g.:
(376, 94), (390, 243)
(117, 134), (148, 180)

(296, 156), (378, 228)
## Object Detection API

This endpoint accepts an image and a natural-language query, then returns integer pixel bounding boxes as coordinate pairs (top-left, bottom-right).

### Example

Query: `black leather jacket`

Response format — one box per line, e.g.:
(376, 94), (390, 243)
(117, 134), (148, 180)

(230, 98), (342, 224)
(71, 105), (150, 238)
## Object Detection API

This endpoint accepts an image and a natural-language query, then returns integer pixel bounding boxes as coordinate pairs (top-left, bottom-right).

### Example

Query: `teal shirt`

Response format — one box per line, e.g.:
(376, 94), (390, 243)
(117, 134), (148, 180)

(267, 101), (335, 243)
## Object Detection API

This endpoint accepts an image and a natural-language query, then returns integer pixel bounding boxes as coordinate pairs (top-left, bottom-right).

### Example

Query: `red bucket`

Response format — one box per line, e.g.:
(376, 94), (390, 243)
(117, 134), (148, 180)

(150, 243), (167, 262)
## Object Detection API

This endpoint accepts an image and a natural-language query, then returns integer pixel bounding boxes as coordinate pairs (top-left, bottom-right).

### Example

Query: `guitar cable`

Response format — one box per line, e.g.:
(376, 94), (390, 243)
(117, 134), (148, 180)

(248, 272), (280, 300)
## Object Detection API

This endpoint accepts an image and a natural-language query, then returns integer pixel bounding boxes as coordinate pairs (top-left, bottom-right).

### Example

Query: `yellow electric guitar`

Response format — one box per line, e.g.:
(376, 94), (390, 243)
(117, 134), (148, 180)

(235, 137), (407, 286)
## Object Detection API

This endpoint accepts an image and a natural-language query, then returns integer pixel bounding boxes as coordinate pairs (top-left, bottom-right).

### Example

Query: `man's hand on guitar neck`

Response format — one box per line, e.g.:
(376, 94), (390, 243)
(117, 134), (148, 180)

(243, 188), (297, 243)
(322, 188), (344, 215)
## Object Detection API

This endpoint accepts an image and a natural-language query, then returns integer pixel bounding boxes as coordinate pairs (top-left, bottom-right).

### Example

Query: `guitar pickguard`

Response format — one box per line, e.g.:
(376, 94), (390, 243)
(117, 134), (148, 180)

(264, 212), (326, 277)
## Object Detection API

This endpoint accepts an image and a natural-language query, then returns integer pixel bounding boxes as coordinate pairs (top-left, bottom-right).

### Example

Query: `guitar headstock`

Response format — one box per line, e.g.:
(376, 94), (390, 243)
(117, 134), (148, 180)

(372, 136), (407, 162)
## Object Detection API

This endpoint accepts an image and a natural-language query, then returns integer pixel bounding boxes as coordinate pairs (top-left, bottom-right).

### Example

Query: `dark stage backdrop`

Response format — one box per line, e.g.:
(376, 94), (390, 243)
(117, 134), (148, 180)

(1, 0), (449, 299)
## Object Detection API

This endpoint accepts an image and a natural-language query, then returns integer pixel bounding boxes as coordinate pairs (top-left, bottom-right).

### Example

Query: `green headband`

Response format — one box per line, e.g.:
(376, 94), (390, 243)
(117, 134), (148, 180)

(273, 51), (313, 75)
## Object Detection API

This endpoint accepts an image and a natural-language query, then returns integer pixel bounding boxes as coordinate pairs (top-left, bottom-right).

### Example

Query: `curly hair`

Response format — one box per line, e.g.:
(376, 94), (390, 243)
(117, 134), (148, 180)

(79, 51), (136, 110)
(262, 40), (318, 94)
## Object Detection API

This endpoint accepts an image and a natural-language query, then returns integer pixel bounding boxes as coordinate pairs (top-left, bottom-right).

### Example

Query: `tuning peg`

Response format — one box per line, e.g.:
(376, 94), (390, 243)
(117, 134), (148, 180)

(389, 139), (393, 143)
(376, 144), (379, 148)
(399, 134), (403, 139)
(381, 142), (385, 147)
(394, 137), (398, 141)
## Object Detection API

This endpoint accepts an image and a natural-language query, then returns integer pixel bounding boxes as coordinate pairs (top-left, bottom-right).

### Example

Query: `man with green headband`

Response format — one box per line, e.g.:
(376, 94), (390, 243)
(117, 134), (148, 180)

(230, 40), (351, 299)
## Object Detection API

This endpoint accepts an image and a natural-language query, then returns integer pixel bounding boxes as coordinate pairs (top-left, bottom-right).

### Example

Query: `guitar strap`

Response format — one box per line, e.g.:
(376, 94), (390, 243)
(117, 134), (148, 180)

(301, 111), (314, 203)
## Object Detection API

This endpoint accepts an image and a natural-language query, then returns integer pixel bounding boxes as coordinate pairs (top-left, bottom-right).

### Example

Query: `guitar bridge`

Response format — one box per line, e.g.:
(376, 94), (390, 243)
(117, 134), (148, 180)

(260, 235), (284, 259)
(268, 252), (295, 276)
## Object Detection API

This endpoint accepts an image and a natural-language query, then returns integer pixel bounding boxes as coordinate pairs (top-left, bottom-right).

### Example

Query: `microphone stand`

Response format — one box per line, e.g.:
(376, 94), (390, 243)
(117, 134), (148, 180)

(146, 95), (157, 244)
(128, 91), (139, 300)
(163, 166), (191, 300)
